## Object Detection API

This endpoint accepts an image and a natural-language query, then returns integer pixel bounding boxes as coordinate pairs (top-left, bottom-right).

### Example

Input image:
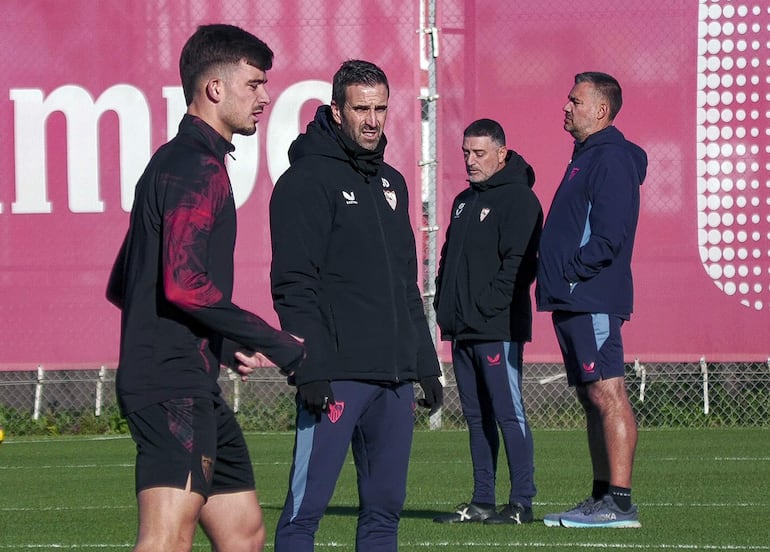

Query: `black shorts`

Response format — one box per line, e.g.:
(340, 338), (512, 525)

(552, 311), (626, 386)
(125, 395), (255, 499)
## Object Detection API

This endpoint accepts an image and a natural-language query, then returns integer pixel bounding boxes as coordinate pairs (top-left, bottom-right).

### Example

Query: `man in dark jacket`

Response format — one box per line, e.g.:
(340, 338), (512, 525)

(536, 72), (647, 528)
(269, 59), (443, 552)
(106, 25), (305, 551)
(433, 119), (542, 525)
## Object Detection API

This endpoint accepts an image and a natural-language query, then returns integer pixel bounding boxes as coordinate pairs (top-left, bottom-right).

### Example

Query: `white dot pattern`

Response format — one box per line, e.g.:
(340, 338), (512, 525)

(697, 0), (770, 310)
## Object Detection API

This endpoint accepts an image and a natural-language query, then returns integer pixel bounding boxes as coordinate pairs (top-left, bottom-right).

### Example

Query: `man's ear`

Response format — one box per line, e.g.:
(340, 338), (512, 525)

(206, 78), (223, 103)
(596, 100), (610, 121)
(331, 100), (342, 125)
(497, 146), (508, 164)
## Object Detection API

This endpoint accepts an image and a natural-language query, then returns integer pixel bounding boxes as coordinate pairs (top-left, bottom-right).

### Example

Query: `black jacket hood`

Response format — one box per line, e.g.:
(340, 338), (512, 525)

(470, 149), (535, 192)
(288, 105), (387, 178)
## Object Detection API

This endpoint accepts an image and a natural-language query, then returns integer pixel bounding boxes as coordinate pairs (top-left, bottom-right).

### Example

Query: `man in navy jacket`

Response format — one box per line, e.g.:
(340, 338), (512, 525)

(433, 119), (542, 525)
(536, 72), (647, 528)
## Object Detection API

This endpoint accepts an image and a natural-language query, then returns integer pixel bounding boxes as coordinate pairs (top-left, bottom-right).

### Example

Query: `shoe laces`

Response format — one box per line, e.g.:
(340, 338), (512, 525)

(505, 504), (525, 522)
(506, 503), (525, 514)
(453, 503), (473, 519)
(582, 498), (606, 514)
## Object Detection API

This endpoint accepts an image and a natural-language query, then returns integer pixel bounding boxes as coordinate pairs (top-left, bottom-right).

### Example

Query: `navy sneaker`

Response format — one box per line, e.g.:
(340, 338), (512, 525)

(543, 497), (596, 527)
(483, 502), (534, 525)
(559, 494), (641, 528)
(433, 502), (497, 523)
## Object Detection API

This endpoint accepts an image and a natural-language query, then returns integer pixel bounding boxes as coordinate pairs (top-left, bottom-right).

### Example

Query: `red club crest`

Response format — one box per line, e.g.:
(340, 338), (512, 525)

(327, 401), (345, 423)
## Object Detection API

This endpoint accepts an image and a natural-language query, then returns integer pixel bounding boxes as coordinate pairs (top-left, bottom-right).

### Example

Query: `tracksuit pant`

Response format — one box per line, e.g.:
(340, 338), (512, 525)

(275, 380), (415, 552)
(452, 340), (536, 507)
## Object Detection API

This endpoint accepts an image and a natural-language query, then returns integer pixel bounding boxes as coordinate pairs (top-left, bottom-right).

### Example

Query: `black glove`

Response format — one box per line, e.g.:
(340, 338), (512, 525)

(298, 381), (334, 417)
(417, 376), (443, 415)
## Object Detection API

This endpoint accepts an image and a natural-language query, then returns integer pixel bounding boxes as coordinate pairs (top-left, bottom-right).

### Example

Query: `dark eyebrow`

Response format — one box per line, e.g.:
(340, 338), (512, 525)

(350, 104), (388, 110)
(568, 94), (581, 104)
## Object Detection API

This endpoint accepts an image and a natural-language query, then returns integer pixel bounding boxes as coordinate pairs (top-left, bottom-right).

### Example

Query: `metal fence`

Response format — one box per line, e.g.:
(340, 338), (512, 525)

(2, 359), (768, 436)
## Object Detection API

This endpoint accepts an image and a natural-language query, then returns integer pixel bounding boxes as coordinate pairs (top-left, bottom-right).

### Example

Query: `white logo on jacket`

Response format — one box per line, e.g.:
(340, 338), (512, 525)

(342, 191), (357, 205)
(383, 190), (397, 210)
(480, 207), (490, 222)
(381, 179), (397, 210)
(454, 202), (465, 218)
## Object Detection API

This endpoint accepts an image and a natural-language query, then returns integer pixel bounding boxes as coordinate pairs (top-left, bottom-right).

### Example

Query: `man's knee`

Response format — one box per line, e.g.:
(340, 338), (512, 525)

(213, 528), (265, 552)
(134, 531), (195, 552)
(360, 484), (406, 515)
(585, 377), (627, 406)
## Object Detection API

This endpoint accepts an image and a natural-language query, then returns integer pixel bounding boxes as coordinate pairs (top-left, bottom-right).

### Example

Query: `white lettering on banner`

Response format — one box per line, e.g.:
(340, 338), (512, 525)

(6, 80), (331, 214)
(10, 85), (151, 214)
(266, 80), (331, 183)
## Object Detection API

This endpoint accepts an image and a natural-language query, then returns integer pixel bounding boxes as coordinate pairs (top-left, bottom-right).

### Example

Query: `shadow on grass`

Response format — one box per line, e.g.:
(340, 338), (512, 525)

(264, 504), (481, 521)
(324, 506), (449, 520)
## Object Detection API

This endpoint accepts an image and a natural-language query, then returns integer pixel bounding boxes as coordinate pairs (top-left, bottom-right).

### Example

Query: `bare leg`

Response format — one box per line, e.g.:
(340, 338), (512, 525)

(576, 385), (609, 483)
(200, 489), (265, 552)
(133, 478), (204, 552)
(582, 377), (637, 488)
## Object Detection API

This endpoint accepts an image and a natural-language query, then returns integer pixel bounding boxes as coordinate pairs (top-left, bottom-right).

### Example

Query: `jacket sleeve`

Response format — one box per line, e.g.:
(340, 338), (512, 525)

(476, 191), (542, 317)
(105, 233), (127, 309)
(401, 186), (441, 379)
(564, 155), (635, 283)
(410, 276), (442, 379)
(161, 166), (305, 373)
(269, 168), (335, 385)
(433, 222), (451, 312)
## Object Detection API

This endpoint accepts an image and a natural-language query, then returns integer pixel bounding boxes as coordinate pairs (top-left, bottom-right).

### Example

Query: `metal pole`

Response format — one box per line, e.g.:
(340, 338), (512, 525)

(700, 357), (710, 415)
(634, 358), (646, 402)
(95, 365), (106, 417)
(422, 0), (439, 340)
(33, 365), (44, 420)
(233, 375), (241, 414)
(419, 0), (442, 429)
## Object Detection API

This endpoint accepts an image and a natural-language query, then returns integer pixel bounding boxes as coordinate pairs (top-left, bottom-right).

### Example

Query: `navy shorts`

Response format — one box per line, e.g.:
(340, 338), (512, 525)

(125, 395), (255, 499)
(552, 311), (625, 386)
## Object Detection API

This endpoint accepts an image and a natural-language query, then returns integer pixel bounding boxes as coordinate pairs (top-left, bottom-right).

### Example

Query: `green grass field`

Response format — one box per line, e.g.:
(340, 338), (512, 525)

(1, 427), (769, 550)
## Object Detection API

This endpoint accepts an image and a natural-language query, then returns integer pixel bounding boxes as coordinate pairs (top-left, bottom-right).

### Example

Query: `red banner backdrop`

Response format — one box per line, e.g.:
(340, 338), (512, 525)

(0, 1), (767, 370)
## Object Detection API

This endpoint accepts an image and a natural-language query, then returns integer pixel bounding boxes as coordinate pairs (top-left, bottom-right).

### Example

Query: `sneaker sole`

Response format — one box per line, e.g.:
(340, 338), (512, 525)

(560, 519), (641, 528)
(543, 517), (561, 527)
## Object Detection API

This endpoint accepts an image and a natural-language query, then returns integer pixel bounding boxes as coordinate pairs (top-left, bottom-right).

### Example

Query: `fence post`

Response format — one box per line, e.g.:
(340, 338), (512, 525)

(33, 365), (44, 420)
(233, 376), (241, 414)
(95, 366), (107, 417)
(700, 357), (709, 415)
(634, 358), (646, 402)
(418, 0), (442, 431)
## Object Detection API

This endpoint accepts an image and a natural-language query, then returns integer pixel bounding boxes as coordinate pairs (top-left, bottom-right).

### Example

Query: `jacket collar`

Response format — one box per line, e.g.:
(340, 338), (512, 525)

(178, 114), (235, 160)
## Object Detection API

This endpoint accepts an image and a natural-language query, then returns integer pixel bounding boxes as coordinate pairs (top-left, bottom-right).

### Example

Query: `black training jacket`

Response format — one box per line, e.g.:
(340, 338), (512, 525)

(434, 150), (543, 342)
(269, 106), (440, 386)
(107, 115), (304, 414)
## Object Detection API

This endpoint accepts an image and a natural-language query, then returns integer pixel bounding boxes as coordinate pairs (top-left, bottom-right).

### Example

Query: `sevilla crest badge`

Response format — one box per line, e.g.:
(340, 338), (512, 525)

(327, 402), (345, 423)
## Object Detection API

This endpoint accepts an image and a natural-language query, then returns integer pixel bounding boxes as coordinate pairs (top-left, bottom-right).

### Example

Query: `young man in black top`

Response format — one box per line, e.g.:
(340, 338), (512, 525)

(107, 24), (305, 552)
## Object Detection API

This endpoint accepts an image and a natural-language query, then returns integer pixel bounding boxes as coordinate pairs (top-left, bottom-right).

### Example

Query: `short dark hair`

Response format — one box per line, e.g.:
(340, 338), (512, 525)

(463, 118), (506, 146)
(179, 24), (274, 106)
(331, 60), (389, 108)
(574, 72), (623, 120)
